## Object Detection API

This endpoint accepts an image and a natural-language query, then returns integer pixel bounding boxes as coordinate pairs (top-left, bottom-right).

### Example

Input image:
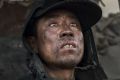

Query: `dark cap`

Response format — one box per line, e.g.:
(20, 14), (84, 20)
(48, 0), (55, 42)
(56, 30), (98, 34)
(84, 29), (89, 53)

(23, 0), (102, 37)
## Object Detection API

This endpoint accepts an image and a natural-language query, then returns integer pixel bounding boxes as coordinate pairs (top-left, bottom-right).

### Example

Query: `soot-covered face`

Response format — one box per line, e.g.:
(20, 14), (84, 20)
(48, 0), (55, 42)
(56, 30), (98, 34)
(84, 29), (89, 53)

(34, 10), (84, 69)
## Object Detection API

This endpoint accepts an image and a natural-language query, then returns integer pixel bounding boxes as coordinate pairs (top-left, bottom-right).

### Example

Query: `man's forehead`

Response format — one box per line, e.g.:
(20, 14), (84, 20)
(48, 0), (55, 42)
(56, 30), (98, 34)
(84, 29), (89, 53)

(42, 9), (78, 20)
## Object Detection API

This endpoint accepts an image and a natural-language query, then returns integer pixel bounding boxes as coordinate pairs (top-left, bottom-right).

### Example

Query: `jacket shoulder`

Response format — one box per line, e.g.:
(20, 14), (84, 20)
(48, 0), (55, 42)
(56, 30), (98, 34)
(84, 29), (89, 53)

(19, 73), (35, 80)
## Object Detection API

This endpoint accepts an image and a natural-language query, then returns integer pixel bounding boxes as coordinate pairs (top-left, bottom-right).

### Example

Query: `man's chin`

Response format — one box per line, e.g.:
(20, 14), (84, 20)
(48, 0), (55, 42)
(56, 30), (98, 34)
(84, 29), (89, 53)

(55, 61), (77, 69)
(54, 57), (80, 69)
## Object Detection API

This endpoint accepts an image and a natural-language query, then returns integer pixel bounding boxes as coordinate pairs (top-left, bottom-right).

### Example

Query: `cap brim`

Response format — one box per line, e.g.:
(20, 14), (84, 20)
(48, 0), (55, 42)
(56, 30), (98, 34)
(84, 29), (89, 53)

(34, 1), (102, 31)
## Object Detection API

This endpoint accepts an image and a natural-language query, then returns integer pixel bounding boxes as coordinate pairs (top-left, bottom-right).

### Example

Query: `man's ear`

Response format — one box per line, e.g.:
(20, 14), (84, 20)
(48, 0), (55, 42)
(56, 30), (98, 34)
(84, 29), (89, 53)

(26, 36), (38, 53)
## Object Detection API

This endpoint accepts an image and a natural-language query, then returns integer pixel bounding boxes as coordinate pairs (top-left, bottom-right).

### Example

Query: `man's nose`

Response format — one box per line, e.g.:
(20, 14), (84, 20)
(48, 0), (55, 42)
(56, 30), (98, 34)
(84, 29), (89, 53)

(59, 30), (74, 38)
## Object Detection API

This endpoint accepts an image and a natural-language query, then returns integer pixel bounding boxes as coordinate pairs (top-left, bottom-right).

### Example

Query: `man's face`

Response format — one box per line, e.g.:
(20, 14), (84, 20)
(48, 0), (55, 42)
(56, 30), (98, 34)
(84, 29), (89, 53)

(34, 10), (84, 68)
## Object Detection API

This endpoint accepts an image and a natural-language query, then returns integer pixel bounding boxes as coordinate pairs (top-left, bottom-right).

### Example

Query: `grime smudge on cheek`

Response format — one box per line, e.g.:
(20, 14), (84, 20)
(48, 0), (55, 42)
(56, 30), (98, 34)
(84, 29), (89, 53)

(75, 31), (83, 41)
(44, 29), (58, 42)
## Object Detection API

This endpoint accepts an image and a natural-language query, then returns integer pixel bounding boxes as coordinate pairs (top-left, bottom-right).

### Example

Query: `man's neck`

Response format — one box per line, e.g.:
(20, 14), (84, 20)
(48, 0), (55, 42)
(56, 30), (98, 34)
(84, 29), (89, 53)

(44, 66), (75, 80)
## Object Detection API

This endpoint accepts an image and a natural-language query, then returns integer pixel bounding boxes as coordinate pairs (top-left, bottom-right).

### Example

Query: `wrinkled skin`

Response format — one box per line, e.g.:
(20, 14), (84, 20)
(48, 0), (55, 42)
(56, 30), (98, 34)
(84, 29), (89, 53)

(31, 10), (84, 69)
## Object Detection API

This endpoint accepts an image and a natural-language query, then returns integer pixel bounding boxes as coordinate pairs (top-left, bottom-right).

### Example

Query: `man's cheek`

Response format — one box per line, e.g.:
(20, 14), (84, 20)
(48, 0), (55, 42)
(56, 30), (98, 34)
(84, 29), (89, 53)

(45, 30), (57, 41)
(77, 32), (83, 41)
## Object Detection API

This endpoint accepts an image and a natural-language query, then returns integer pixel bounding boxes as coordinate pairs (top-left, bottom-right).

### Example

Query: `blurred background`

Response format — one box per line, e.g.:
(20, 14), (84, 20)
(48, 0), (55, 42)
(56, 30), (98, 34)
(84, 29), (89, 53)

(0, 0), (120, 80)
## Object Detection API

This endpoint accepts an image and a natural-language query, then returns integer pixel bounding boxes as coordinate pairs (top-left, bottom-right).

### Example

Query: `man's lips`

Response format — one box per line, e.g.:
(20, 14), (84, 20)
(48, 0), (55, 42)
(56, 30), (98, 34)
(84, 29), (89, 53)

(60, 41), (77, 49)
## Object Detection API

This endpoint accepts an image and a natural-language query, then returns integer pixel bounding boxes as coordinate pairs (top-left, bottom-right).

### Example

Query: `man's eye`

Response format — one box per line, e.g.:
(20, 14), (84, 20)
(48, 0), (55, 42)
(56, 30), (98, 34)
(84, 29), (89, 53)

(49, 23), (58, 27)
(70, 23), (78, 27)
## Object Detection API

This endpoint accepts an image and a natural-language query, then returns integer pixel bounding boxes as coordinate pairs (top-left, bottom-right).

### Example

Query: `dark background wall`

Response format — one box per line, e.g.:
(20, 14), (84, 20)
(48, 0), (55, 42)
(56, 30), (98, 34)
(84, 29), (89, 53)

(0, 1), (32, 80)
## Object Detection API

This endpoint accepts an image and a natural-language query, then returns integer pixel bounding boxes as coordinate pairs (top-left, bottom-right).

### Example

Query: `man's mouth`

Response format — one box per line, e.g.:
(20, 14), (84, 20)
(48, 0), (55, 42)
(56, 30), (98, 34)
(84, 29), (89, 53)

(63, 44), (74, 48)
(60, 42), (77, 49)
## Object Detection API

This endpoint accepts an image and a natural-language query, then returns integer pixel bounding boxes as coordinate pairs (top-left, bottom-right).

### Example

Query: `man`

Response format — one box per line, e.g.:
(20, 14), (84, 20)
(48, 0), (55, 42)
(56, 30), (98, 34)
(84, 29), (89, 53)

(22, 0), (107, 80)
